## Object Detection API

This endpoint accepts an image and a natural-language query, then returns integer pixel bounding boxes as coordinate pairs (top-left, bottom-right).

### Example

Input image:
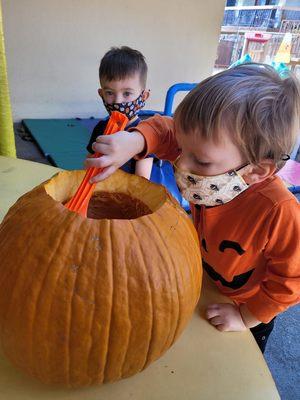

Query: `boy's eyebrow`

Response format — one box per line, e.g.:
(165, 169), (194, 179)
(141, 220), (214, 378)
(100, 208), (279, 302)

(102, 86), (135, 91)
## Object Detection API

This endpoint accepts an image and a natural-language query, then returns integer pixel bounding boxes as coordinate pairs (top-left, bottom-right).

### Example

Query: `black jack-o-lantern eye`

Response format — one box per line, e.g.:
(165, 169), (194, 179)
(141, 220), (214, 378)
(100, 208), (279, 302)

(219, 240), (245, 255)
(201, 239), (245, 256)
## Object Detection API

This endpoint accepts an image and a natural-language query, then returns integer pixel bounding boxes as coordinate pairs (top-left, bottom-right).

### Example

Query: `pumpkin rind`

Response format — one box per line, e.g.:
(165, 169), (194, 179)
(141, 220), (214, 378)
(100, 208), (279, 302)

(0, 169), (202, 387)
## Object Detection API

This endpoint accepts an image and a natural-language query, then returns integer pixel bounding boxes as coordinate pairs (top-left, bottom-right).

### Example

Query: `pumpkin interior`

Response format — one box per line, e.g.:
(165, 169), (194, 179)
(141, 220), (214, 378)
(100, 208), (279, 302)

(44, 169), (168, 220)
(86, 191), (152, 219)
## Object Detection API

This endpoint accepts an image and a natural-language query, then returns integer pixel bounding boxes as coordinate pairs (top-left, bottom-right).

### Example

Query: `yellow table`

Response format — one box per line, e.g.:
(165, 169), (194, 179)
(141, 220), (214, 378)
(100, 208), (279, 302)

(0, 156), (279, 399)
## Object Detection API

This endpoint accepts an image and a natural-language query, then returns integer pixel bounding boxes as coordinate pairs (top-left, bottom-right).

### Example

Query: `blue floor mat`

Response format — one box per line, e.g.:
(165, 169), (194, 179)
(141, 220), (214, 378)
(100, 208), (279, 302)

(22, 118), (95, 170)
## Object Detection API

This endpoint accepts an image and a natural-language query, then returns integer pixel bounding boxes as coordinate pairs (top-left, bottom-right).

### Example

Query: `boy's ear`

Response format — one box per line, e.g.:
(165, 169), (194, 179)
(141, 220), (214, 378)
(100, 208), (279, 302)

(241, 160), (276, 185)
(142, 90), (150, 101)
(98, 88), (103, 98)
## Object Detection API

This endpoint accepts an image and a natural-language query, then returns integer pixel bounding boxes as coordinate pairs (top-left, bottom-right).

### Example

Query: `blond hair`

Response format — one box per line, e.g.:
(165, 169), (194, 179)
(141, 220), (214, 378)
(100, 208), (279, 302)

(174, 63), (300, 169)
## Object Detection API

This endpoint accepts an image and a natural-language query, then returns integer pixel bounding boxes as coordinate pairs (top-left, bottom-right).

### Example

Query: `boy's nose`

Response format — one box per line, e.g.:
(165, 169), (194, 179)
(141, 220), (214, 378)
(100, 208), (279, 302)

(115, 94), (124, 103)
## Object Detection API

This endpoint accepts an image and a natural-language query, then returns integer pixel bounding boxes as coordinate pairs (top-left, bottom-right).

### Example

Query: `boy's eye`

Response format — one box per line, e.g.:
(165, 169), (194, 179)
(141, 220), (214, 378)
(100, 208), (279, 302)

(196, 160), (211, 167)
(124, 92), (133, 97)
(192, 154), (211, 167)
(105, 91), (113, 96)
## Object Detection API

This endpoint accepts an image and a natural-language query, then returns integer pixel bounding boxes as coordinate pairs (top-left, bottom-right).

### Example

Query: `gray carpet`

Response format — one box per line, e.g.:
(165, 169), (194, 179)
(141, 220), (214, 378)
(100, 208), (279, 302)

(265, 304), (300, 399)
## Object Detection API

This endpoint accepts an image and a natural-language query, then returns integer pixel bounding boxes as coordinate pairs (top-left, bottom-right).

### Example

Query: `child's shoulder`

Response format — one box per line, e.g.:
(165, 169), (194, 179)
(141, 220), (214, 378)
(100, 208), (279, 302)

(244, 176), (300, 235)
(251, 175), (299, 222)
(255, 175), (297, 206)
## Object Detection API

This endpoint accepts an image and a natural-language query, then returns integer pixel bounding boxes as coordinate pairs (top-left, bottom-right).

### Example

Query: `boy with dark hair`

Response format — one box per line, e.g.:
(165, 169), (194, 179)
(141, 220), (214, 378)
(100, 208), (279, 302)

(87, 46), (152, 178)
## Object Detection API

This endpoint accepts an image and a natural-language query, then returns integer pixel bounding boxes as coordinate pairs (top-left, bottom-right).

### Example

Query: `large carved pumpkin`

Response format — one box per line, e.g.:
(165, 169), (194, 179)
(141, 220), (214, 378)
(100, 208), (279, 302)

(0, 169), (202, 387)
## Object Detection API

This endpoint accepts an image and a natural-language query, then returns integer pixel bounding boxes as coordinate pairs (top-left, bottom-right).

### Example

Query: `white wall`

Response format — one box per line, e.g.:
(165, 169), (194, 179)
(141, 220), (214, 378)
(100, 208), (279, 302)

(2, 0), (225, 121)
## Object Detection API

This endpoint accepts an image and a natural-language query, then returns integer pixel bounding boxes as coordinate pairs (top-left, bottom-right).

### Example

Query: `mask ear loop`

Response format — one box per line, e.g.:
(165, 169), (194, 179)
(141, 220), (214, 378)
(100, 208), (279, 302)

(281, 154), (290, 161)
(173, 155), (181, 170)
(231, 164), (250, 187)
(235, 163), (249, 173)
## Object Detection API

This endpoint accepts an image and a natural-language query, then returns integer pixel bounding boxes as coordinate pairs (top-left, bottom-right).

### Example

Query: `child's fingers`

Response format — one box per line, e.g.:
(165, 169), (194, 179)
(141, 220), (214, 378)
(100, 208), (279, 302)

(208, 316), (223, 326)
(95, 131), (126, 143)
(90, 165), (117, 183)
(91, 141), (111, 154)
(206, 307), (220, 320)
(206, 303), (220, 310)
(215, 324), (228, 332)
(85, 155), (113, 169)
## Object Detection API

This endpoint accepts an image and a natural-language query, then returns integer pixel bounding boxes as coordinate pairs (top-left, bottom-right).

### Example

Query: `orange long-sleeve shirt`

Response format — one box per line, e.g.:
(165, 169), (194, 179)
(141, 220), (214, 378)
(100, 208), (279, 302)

(132, 115), (300, 323)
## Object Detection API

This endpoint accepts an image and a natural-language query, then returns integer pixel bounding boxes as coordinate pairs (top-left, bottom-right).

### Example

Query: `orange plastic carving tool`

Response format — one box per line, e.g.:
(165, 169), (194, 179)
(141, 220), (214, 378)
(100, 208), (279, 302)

(65, 111), (128, 217)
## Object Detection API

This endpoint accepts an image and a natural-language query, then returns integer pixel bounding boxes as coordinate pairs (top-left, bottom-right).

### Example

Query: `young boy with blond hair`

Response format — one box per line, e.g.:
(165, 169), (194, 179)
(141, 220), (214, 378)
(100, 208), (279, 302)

(86, 64), (300, 352)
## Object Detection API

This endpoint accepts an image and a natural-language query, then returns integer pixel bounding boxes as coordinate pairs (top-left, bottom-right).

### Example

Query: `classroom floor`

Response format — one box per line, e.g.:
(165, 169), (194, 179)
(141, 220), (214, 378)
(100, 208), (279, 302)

(14, 123), (300, 400)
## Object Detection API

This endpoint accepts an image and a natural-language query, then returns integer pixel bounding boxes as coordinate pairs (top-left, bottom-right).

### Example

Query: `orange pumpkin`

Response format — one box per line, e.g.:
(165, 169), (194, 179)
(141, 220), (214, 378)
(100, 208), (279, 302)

(0, 169), (202, 387)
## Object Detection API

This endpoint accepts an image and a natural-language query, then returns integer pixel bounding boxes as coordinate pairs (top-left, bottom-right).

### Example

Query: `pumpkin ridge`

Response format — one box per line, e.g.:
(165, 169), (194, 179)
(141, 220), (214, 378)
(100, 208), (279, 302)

(168, 208), (202, 305)
(128, 214), (175, 370)
(85, 224), (105, 385)
(0, 206), (40, 296)
(1, 203), (66, 380)
(88, 219), (126, 381)
(0, 190), (38, 224)
(102, 220), (115, 383)
(145, 213), (181, 357)
(153, 204), (201, 336)
(67, 217), (98, 386)
(0, 193), (54, 264)
(111, 220), (132, 381)
(87, 219), (114, 385)
(34, 211), (78, 384)
(0, 200), (51, 324)
(124, 220), (154, 376)
(89, 219), (113, 383)
(67, 239), (81, 386)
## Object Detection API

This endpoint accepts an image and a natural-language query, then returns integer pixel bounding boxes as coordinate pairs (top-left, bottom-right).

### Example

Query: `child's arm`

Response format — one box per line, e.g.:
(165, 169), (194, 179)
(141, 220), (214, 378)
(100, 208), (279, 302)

(206, 198), (300, 331)
(244, 199), (300, 324)
(130, 115), (179, 161)
(85, 115), (179, 182)
(135, 158), (153, 179)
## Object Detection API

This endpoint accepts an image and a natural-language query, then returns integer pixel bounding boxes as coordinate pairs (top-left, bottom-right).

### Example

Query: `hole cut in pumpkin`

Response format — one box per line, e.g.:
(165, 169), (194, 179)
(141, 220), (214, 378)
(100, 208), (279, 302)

(87, 191), (152, 220)
(45, 169), (168, 220)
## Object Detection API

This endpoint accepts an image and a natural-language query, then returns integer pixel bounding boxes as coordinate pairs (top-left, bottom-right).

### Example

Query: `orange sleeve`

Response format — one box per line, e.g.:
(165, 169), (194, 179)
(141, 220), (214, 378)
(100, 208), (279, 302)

(129, 114), (181, 161)
(245, 199), (300, 323)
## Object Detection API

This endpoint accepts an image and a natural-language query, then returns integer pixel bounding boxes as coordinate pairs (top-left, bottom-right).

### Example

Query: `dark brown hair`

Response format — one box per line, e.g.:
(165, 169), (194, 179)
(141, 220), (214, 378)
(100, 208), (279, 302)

(174, 63), (300, 169)
(99, 46), (147, 87)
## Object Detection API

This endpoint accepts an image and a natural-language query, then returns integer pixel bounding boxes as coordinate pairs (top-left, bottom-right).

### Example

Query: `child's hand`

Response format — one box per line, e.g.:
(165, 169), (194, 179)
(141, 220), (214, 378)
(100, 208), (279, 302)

(84, 131), (145, 182)
(206, 303), (247, 332)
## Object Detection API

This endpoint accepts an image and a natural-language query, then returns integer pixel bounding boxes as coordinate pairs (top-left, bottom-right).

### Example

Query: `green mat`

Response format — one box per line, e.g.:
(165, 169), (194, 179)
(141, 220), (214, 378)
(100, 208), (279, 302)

(22, 119), (92, 170)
